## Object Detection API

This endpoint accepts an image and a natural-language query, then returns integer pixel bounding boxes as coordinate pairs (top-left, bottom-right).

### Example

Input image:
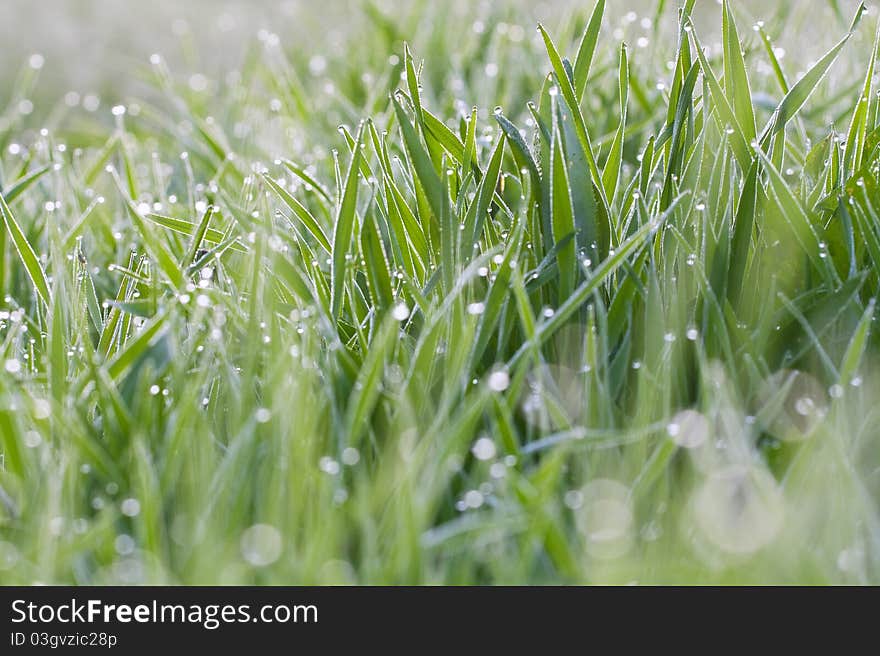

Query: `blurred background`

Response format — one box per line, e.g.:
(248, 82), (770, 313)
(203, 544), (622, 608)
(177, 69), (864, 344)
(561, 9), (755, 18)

(2, 0), (872, 112)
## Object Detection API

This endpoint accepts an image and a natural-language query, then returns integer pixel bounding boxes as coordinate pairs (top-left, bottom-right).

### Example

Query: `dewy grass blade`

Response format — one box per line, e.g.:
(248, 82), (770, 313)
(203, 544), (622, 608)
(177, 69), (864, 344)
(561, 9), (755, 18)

(471, 221), (524, 366)
(106, 312), (168, 380)
(345, 314), (397, 448)
(551, 115), (577, 301)
(464, 132), (505, 248)
(82, 133), (120, 186)
(761, 3), (867, 143)
(116, 190), (185, 290)
(756, 148), (837, 285)
(145, 212), (241, 250)
(689, 22), (753, 170)
(423, 108), (467, 168)
(361, 203), (394, 311)
(722, 0), (756, 145)
(404, 43), (424, 127)
(601, 44), (629, 203)
(263, 173), (332, 254)
(844, 20), (879, 174)
(538, 24), (608, 210)
(509, 197), (681, 369)
(183, 204), (216, 268)
(727, 162), (759, 310)
(439, 158), (456, 294)
(1, 164), (51, 205)
(49, 275), (67, 402)
(463, 105), (478, 178)
(0, 189), (51, 305)
(494, 111), (541, 190)
(839, 298), (876, 386)
(391, 92), (445, 221)
(756, 25), (790, 94)
(331, 122), (364, 320)
(573, 0), (605, 101)
(661, 62), (699, 209)
(279, 158), (334, 205)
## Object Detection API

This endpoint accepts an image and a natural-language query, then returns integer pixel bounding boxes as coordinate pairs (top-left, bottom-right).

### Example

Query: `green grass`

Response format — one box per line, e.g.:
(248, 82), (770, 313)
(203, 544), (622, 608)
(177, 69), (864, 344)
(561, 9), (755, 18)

(1, 0), (880, 584)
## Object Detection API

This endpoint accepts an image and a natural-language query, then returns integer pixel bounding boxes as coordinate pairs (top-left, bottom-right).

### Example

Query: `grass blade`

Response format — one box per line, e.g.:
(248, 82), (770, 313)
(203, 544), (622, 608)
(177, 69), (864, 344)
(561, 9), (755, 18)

(573, 0), (606, 101)
(0, 190), (51, 304)
(263, 173), (332, 254)
(761, 3), (867, 142)
(722, 0), (757, 144)
(551, 116), (577, 301)
(331, 123), (364, 320)
(538, 24), (608, 210)
(1, 165), (51, 205)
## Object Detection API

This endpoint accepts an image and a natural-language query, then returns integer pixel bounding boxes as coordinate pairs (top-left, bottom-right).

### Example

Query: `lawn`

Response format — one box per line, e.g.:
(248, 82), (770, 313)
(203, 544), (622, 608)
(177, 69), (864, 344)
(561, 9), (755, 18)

(1, 0), (879, 584)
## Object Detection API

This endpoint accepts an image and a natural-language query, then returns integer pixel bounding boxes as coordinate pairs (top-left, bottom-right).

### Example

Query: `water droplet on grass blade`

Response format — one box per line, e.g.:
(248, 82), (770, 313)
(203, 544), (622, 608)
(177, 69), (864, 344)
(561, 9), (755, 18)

(342, 448), (360, 466)
(115, 534), (135, 555)
(319, 457), (340, 475)
(472, 437), (496, 461)
(564, 490), (583, 509)
(463, 490), (484, 509)
(487, 370), (510, 392)
(392, 303), (410, 321)
(120, 498), (141, 517)
(667, 410), (710, 449)
(240, 524), (282, 567)
(490, 463), (507, 479)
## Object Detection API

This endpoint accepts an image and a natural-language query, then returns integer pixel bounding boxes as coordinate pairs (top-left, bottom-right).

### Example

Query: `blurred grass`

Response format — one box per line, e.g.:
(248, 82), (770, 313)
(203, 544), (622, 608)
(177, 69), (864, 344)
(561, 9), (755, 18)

(0, 0), (879, 584)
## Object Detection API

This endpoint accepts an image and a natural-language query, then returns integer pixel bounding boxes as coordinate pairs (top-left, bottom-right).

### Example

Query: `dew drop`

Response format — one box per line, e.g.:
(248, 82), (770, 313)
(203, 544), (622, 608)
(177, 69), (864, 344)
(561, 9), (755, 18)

(392, 302), (410, 321)
(120, 498), (141, 517)
(487, 370), (510, 392)
(240, 524), (282, 567)
(471, 437), (497, 461)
